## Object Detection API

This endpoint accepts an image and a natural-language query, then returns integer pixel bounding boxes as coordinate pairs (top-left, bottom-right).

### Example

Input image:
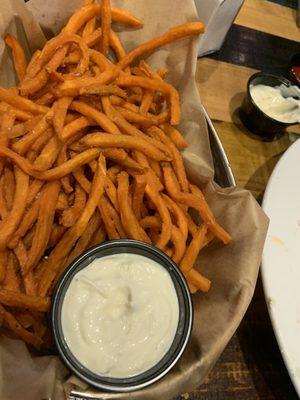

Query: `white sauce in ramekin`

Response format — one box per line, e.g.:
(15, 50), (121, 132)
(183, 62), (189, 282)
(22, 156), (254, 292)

(250, 84), (300, 123)
(61, 253), (179, 378)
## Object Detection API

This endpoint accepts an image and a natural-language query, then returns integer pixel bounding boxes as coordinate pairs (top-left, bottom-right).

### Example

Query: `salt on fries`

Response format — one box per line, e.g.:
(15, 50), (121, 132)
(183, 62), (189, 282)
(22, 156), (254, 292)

(0, 0), (230, 348)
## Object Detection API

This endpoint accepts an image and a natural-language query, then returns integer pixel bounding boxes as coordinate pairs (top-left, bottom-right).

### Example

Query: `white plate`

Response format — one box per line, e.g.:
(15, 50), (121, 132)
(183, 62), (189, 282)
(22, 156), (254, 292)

(262, 138), (300, 397)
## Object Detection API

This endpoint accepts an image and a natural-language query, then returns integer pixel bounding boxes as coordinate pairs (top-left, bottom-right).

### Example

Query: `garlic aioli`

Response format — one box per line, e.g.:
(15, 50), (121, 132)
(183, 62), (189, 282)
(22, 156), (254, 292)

(250, 84), (300, 123)
(61, 253), (179, 378)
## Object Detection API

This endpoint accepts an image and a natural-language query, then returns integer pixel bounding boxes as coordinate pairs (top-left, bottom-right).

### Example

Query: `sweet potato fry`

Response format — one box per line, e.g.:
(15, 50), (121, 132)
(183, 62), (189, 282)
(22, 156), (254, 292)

(24, 180), (60, 274)
(52, 97), (73, 139)
(8, 197), (40, 249)
(148, 126), (188, 192)
(65, 4), (143, 33)
(0, 167), (29, 250)
(0, 250), (8, 283)
(145, 183), (172, 249)
(117, 172), (149, 242)
(132, 174), (147, 221)
(9, 116), (43, 139)
(66, 211), (102, 265)
(118, 22), (204, 70)
(70, 100), (120, 134)
(116, 75), (179, 125)
(0, 108), (16, 174)
(186, 268), (211, 293)
(38, 155), (106, 296)
(5, 34), (27, 82)
(98, 196), (120, 240)
(60, 183), (87, 227)
(12, 111), (52, 155)
(3, 252), (21, 291)
(161, 123), (187, 149)
(33, 135), (62, 171)
(180, 223), (208, 274)
(81, 133), (171, 161)
(163, 163), (231, 244)
(100, 0), (111, 57)
(0, 87), (48, 114)
(0, 288), (50, 312)
(3, 167), (15, 211)
(0, 304), (43, 348)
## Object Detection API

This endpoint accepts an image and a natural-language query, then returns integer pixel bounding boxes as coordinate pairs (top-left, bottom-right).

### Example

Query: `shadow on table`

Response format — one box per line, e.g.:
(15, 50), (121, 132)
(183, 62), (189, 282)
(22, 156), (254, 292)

(237, 273), (299, 400)
(243, 154), (286, 204)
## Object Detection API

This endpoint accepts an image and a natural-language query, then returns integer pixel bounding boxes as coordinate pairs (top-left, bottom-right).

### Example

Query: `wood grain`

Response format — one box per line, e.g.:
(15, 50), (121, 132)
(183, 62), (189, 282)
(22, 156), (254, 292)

(235, 0), (299, 42)
(196, 58), (257, 123)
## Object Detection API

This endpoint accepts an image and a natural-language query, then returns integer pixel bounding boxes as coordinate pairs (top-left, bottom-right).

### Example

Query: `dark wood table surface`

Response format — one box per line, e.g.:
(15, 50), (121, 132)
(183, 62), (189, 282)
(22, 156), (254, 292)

(177, 1), (300, 399)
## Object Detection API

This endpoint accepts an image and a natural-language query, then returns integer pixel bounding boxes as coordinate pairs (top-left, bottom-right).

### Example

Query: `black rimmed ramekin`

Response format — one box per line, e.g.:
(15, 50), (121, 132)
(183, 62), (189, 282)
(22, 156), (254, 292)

(240, 72), (299, 138)
(51, 239), (193, 392)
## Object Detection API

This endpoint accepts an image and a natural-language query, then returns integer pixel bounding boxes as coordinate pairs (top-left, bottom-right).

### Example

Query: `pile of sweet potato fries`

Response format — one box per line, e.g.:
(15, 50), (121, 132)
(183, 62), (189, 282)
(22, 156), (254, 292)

(0, 0), (230, 348)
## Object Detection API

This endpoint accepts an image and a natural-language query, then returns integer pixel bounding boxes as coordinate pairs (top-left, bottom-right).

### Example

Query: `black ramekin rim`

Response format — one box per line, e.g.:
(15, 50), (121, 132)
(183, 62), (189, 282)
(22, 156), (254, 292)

(247, 72), (298, 126)
(51, 239), (193, 392)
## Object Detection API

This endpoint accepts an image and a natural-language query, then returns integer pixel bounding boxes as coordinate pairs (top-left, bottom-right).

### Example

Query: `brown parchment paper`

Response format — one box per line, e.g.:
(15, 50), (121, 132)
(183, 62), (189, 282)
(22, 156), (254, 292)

(0, 0), (269, 399)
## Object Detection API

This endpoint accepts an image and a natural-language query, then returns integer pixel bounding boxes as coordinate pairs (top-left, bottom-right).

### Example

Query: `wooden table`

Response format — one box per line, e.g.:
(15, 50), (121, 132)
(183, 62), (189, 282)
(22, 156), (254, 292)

(179, 1), (300, 399)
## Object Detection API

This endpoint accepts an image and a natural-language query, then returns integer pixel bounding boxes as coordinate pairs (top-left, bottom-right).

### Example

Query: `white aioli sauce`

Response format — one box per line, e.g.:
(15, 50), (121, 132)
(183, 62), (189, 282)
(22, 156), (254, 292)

(61, 253), (179, 378)
(250, 84), (300, 123)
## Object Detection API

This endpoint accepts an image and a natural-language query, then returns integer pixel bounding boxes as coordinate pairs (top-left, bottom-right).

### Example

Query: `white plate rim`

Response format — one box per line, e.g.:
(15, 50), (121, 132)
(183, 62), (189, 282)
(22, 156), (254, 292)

(261, 138), (300, 397)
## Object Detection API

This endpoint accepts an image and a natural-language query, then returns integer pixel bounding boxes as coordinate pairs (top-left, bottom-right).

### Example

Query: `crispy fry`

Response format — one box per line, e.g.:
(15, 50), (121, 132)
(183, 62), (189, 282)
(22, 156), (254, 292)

(65, 5), (143, 33)
(66, 210), (102, 264)
(145, 183), (172, 249)
(117, 172), (150, 243)
(8, 196), (40, 249)
(0, 87), (48, 114)
(3, 252), (21, 291)
(0, 250), (8, 283)
(148, 126), (188, 192)
(38, 155), (106, 296)
(186, 268), (211, 293)
(0, 167), (29, 250)
(98, 196), (120, 240)
(24, 181), (60, 274)
(33, 135), (62, 171)
(0, 288), (50, 312)
(0, 304), (43, 348)
(60, 183), (87, 227)
(118, 22), (204, 70)
(26, 179), (44, 206)
(116, 75), (179, 125)
(71, 100), (121, 134)
(3, 166), (15, 211)
(5, 34), (27, 82)
(104, 176), (119, 211)
(161, 123), (188, 149)
(9, 116), (43, 139)
(81, 133), (171, 161)
(52, 97), (73, 139)
(12, 112), (52, 155)
(0, 176), (8, 220)
(163, 163), (231, 244)
(100, 0), (111, 57)
(132, 174), (147, 221)
(0, 108), (16, 174)
(61, 116), (93, 141)
(0, 146), (101, 180)
(162, 193), (188, 242)
(88, 223), (106, 247)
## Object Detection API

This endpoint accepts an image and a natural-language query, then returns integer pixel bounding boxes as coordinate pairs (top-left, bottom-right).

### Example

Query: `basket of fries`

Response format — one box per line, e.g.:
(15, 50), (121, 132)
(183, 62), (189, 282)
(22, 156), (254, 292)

(0, 0), (268, 399)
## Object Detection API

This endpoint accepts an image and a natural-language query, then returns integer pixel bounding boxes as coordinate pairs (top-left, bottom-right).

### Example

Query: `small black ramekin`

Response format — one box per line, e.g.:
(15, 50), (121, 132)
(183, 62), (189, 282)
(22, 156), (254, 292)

(240, 72), (298, 137)
(51, 239), (193, 392)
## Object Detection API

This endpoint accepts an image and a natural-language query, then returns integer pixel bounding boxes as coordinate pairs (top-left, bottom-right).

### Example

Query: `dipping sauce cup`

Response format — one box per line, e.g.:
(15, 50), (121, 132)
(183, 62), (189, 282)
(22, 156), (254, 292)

(51, 239), (193, 392)
(240, 72), (299, 137)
